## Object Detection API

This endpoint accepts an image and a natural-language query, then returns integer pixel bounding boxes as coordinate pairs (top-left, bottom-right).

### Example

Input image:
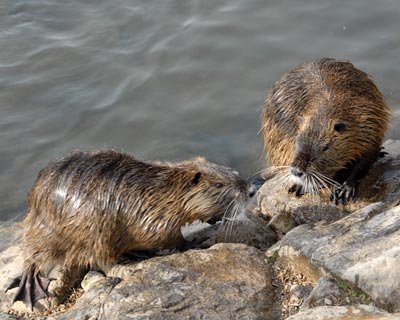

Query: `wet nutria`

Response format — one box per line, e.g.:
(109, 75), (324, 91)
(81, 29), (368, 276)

(261, 58), (390, 204)
(7, 149), (252, 308)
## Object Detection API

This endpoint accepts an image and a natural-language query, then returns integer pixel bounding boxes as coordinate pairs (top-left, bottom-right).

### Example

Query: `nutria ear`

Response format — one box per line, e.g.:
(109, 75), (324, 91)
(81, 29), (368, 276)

(191, 172), (202, 185)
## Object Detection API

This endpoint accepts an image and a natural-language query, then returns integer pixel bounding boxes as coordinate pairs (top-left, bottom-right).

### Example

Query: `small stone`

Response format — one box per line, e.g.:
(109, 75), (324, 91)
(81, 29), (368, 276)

(290, 284), (313, 300)
(81, 271), (107, 292)
(269, 212), (297, 234)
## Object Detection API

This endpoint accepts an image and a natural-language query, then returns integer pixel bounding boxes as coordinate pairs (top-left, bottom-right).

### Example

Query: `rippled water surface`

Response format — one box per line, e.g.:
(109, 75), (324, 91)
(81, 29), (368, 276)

(1, 0), (400, 220)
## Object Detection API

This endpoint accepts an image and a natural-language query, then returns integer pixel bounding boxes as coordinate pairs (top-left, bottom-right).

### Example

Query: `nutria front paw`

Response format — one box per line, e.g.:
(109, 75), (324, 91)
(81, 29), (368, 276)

(288, 184), (304, 197)
(331, 182), (356, 205)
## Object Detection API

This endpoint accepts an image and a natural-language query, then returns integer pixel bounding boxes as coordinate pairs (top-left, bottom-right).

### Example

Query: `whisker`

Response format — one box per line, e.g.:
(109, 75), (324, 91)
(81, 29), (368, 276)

(221, 198), (238, 235)
(305, 174), (311, 194)
(246, 168), (268, 180)
(309, 169), (340, 187)
(222, 200), (243, 240)
(311, 172), (330, 192)
(261, 166), (291, 179)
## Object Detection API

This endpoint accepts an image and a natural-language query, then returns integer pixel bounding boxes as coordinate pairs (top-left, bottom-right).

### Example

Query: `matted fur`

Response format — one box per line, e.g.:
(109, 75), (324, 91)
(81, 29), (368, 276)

(22, 149), (249, 273)
(262, 58), (390, 188)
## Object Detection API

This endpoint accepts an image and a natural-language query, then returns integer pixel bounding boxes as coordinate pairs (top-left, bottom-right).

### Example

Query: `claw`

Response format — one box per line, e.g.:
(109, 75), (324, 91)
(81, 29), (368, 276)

(5, 276), (22, 292)
(288, 184), (304, 197)
(331, 181), (356, 205)
(6, 267), (53, 310)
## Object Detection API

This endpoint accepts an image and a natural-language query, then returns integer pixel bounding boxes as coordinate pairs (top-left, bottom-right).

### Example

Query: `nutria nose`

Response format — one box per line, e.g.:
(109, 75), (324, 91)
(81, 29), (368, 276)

(291, 167), (304, 177)
(248, 176), (265, 198)
(248, 187), (256, 198)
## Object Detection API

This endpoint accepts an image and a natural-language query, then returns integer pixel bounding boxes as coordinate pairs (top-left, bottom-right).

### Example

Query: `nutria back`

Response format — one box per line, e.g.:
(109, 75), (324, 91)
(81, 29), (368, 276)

(261, 58), (390, 201)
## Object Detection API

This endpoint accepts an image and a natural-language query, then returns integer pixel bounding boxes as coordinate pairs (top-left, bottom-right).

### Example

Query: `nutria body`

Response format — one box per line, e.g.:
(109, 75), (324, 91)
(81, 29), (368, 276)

(261, 58), (390, 203)
(7, 149), (251, 308)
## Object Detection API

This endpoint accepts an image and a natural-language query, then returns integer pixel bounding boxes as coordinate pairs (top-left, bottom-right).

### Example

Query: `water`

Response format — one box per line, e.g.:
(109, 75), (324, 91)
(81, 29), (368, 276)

(1, 0), (399, 220)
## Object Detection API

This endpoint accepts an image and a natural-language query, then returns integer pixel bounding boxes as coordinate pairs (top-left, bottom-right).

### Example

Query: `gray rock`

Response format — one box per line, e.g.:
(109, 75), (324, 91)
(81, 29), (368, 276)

(289, 285), (313, 308)
(302, 277), (349, 309)
(388, 109), (400, 140)
(183, 210), (278, 251)
(257, 139), (400, 234)
(0, 313), (18, 320)
(0, 224), (26, 314)
(0, 222), (20, 252)
(54, 243), (276, 319)
(286, 305), (400, 320)
(274, 203), (400, 312)
(53, 272), (122, 320)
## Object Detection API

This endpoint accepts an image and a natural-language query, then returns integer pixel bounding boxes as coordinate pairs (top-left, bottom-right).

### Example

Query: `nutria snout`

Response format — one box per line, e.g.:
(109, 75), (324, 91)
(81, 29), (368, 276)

(261, 58), (390, 204)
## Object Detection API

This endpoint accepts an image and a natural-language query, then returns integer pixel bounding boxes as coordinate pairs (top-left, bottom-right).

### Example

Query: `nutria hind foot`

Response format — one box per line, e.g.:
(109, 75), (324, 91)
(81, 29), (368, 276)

(5, 267), (53, 310)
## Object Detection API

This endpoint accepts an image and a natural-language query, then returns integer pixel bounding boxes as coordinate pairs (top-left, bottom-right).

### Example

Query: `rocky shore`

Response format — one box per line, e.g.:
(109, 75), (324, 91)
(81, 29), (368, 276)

(1, 140), (400, 319)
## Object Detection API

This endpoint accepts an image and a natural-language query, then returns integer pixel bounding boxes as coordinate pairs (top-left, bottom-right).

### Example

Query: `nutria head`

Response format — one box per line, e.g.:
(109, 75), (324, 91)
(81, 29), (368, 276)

(289, 100), (389, 193)
(171, 157), (251, 224)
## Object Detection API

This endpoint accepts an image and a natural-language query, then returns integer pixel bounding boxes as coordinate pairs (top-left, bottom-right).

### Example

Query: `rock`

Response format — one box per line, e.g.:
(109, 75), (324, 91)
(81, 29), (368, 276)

(289, 285), (313, 308)
(286, 305), (400, 319)
(183, 209), (278, 251)
(52, 272), (122, 320)
(0, 224), (26, 314)
(302, 276), (373, 309)
(302, 277), (342, 309)
(54, 243), (276, 319)
(0, 313), (18, 320)
(257, 139), (400, 234)
(0, 222), (19, 252)
(273, 203), (400, 312)
(388, 108), (400, 142)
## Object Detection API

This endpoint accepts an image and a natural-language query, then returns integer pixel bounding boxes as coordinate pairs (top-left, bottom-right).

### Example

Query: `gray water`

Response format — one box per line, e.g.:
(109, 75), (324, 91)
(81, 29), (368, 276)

(1, 0), (400, 220)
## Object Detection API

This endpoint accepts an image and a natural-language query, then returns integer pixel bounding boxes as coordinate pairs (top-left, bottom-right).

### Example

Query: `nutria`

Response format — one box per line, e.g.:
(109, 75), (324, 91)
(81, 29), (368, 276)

(6, 149), (252, 309)
(261, 58), (390, 204)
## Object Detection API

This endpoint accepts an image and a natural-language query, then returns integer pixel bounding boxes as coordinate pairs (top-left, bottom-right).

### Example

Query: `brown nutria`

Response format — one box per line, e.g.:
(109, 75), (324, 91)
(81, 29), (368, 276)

(261, 58), (390, 204)
(6, 149), (252, 309)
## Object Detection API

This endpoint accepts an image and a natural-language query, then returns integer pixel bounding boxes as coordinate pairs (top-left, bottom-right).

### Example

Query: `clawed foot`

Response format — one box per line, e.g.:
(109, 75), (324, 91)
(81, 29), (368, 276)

(288, 184), (304, 197)
(5, 268), (53, 310)
(330, 182), (356, 205)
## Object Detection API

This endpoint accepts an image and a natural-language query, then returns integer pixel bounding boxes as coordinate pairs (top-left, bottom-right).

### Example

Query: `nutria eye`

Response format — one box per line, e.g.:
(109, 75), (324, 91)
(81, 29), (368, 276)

(215, 183), (223, 188)
(334, 122), (346, 133)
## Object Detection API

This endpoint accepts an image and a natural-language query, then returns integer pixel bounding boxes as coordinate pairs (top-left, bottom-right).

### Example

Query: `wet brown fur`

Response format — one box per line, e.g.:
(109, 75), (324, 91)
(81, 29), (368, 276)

(262, 58), (390, 188)
(22, 149), (249, 277)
